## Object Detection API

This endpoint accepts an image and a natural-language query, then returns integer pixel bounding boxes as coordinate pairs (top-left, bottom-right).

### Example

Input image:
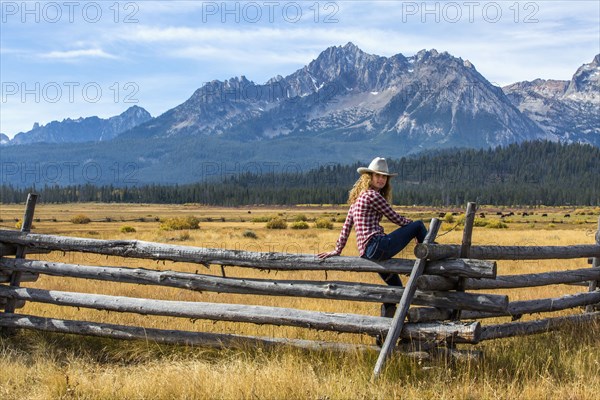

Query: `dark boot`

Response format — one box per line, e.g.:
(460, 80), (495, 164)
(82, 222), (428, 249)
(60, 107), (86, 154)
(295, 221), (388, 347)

(381, 303), (397, 318)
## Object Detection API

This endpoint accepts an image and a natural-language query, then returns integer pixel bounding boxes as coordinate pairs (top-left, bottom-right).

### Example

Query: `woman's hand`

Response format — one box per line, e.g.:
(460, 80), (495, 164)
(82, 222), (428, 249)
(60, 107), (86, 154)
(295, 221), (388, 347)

(317, 250), (339, 260)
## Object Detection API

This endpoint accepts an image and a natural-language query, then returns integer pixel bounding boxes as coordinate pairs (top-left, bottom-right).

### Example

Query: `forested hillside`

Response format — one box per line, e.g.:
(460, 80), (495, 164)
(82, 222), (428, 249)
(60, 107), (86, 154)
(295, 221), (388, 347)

(1, 141), (598, 206)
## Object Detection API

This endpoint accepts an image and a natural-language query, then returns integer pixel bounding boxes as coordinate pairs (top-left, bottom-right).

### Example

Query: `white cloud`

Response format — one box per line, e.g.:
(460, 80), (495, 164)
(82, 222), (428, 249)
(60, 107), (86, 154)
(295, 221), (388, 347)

(40, 48), (118, 60)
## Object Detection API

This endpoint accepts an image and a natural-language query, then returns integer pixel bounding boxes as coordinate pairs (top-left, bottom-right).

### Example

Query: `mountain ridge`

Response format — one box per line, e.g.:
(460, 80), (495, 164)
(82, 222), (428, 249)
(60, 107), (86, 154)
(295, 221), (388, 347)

(121, 43), (548, 151)
(6, 105), (152, 145)
(1, 44), (598, 187)
(5, 44), (597, 148)
(503, 54), (599, 145)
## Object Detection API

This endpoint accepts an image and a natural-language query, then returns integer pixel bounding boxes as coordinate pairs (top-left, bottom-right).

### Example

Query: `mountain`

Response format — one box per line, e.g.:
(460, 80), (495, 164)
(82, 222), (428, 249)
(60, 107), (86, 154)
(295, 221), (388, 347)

(124, 43), (544, 151)
(0, 133), (9, 145)
(503, 54), (600, 146)
(7, 106), (151, 145)
(1, 44), (598, 187)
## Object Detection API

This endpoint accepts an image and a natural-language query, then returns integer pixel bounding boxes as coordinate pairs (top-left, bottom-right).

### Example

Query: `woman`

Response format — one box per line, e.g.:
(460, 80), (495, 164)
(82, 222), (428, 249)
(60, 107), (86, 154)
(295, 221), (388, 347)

(318, 157), (427, 319)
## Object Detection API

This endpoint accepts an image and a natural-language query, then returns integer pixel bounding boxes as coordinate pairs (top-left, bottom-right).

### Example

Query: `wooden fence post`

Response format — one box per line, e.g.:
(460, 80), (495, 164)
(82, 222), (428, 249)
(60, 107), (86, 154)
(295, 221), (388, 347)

(586, 216), (600, 312)
(451, 202), (476, 320)
(372, 218), (441, 379)
(4, 193), (38, 314)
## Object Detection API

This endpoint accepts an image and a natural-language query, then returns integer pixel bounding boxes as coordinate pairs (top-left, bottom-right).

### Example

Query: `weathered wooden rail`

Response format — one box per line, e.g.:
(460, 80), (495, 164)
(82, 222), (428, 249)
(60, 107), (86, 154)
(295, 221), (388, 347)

(1, 195), (599, 378)
(410, 203), (600, 353)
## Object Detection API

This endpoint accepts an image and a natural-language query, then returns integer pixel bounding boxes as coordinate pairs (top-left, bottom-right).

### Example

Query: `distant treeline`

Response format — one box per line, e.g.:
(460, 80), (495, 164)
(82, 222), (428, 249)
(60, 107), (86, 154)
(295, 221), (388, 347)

(1, 141), (599, 206)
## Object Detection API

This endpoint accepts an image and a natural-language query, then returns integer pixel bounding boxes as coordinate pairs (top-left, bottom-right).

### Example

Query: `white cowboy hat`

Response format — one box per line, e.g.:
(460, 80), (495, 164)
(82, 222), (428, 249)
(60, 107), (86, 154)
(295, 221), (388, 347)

(357, 157), (398, 177)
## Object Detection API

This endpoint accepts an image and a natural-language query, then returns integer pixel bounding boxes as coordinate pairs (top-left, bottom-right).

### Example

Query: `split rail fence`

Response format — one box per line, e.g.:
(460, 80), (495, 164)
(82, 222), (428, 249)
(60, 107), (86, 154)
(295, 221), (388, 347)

(1, 194), (599, 377)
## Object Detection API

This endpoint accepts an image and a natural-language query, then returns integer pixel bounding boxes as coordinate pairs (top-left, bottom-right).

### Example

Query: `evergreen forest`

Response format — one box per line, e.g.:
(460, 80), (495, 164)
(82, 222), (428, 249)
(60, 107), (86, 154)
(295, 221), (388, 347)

(1, 141), (598, 206)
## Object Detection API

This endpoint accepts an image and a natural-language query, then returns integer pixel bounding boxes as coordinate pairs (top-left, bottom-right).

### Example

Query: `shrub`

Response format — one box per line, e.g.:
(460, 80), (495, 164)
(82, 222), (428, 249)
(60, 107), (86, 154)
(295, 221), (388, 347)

(294, 214), (308, 222)
(251, 216), (270, 223)
(443, 212), (455, 224)
(290, 221), (309, 230)
(473, 218), (488, 227)
(243, 230), (258, 239)
(160, 216), (200, 231)
(314, 217), (334, 229)
(120, 226), (137, 233)
(71, 214), (91, 224)
(266, 217), (287, 229)
(486, 220), (508, 229)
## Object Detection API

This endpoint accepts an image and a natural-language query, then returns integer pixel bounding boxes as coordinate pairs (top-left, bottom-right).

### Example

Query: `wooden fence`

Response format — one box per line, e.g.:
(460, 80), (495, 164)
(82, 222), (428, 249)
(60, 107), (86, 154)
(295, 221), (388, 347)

(1, 194), (599, 378)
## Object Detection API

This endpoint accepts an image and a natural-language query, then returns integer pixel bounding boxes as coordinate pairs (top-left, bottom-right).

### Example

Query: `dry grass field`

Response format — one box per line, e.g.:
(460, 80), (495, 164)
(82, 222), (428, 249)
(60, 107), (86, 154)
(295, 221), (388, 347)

(0, 202), (599, 399)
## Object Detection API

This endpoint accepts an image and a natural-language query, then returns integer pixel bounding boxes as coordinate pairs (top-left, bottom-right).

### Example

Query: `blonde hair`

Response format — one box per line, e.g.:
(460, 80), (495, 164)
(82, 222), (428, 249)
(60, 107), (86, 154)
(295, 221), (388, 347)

(347, 173), (393, 204)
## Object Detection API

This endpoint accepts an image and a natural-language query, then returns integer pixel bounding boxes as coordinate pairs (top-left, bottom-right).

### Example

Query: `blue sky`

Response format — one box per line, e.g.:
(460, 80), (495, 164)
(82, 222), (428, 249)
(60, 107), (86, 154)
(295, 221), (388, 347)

(1, 0), (599, 138)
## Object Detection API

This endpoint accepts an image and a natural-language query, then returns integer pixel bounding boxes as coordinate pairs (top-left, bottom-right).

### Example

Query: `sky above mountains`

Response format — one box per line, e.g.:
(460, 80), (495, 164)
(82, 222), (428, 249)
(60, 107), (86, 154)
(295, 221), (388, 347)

(1, 0), (599, 138)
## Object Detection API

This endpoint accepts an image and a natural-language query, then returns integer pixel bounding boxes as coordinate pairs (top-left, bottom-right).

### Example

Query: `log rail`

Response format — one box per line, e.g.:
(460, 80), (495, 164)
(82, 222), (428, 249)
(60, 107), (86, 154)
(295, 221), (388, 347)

(0, 228), (492, 350)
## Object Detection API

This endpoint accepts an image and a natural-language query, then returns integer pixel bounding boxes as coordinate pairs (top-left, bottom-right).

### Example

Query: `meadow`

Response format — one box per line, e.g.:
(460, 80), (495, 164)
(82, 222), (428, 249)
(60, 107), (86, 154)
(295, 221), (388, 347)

(0, 202), (599, 400)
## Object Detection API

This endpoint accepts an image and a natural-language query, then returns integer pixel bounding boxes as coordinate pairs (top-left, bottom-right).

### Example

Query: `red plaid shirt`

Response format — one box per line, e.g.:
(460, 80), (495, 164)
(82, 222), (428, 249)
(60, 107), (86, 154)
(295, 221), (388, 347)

(334, 189), (412, 256)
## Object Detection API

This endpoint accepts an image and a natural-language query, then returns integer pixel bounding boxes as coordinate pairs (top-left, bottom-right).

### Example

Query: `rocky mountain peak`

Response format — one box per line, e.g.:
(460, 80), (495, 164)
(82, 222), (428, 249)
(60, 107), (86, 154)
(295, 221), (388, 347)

(503, 54), (599, 145)
(8, 106), (152, 145)
(413, 49), (442, 62)
(503, 79), (569, 100)
(127, 44), (551, 149)
(266, 74), (284, 85)
(225, 75), (253, 88)
(121, 105), (150, 117)
(304, 42), (379, 82)
(564, 54), (600, 100)
(101, 106), (153, 141)
(319, 42), (370, 61)
(342, 41), (360, 52)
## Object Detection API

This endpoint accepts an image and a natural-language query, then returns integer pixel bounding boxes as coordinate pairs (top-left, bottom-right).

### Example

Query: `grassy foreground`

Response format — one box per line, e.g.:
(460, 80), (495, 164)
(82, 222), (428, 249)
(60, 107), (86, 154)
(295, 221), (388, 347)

(0, 203), (599, 399)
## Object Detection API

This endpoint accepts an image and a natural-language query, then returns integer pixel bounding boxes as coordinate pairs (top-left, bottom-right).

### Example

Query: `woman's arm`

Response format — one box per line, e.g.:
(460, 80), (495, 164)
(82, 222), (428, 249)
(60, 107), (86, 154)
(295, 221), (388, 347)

(318, 212), (353, 259)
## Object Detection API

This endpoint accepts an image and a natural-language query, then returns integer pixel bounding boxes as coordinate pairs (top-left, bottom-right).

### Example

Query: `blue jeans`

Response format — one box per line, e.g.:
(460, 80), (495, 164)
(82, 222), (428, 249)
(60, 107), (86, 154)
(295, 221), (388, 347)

(363, 220), (428, 263)
(362, 220), (428, 315)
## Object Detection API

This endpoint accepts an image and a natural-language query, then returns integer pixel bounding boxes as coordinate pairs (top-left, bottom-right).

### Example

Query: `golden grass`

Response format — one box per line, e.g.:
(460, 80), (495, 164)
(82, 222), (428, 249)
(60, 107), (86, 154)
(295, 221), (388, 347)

(0, 203), (599, 399)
